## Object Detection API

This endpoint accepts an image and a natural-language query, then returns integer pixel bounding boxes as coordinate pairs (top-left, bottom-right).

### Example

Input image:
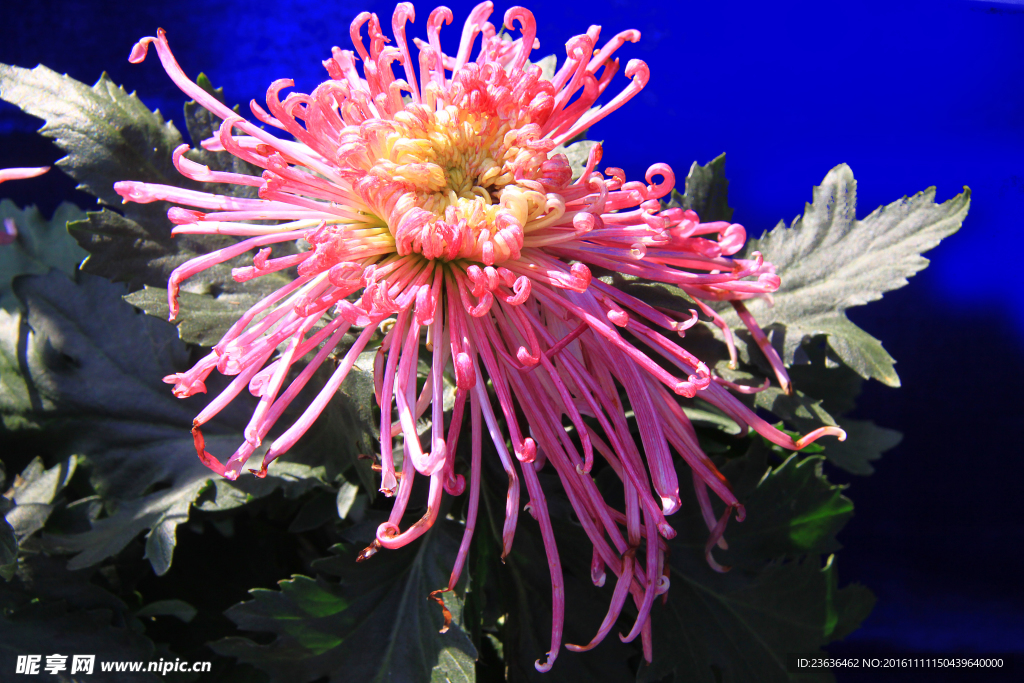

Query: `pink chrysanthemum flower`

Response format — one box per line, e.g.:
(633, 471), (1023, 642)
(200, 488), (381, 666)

(117, 3), (844, 670)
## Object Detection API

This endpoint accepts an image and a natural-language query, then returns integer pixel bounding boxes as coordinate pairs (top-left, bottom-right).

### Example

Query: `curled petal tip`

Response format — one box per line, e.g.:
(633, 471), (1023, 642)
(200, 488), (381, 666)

(357, 539), (382, 562)
(128, 37), (154, 63)
(794, 425), (847, 449)
(624, 58), (650, 84)
(429, 588), (452, 634)
(534, 653), (555, 673)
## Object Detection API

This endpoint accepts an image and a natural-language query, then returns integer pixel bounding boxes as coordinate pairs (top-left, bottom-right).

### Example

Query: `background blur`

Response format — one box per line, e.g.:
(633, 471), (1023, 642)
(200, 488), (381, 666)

(2, 0), (1021, 680)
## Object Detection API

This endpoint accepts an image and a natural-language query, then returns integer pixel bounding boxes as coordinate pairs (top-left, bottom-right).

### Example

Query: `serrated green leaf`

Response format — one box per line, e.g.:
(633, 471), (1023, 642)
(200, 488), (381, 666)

(0, 62), (290, 348)
(58, 474), (214, 574)
(642, 556), (868, 683)
(0, 200), (87, 310)
(817, 419), (902, 476)
(124, 284), (260, 346)
(69, 207), (293, 344)
(721, 450), (852, 567)
(637, 443), (870, 683)
(721, 165), (969, 386)
(213, 520), (477, 683)
(830, 580), (876, 642)
(0, 63), (182, 207)
(3, 456), (78, 543)
(669, 153), (733, 222)
(0, 271), (358, 574)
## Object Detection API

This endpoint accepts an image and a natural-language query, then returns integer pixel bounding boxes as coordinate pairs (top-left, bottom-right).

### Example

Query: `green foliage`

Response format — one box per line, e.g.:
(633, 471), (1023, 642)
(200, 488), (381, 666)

(1, 456), (78, 580)
(721, 447), (853, 565)
(213, 520), (477, 683)
(717, 164), (969, 386)
(0, 552), (166, 682)
(814, 420), (902, 476)
(0, 199), (87, 310)
(0, 63), (289, 344)
(638, 444), (873, 683)
(0, 63), (181, 207)
(123, 284), (274, 347)
(668, 153), (734, 222)
(0, 270), (368, 575)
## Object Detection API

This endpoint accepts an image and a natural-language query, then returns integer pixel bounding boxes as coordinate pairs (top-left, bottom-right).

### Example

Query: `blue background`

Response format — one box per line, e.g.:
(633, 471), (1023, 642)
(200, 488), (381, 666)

(2, 0), (1022, 679)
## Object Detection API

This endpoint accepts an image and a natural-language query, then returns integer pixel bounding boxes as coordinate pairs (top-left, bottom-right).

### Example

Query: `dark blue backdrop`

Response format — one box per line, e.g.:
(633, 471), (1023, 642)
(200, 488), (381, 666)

(2, 0), (1022, 680)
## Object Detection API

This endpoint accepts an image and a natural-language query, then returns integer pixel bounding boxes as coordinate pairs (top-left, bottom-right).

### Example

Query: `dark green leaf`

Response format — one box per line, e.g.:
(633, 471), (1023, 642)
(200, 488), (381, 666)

(0, 554), (162, 681)
(123, 285), (265, 347)
(213, 520), (477, 683)
(0, 63), (181, 207)
(721, 450), (853, 568)
(70, 206), (292, 344)
(0, 200), (87, 310)
(719, 165), (969, 386)
(671, 153), (734, 222)
(0, 499), (15, 577)
(320, 351), (380, 496)
(0, 590), (161, 682)
(642, 556), (869, 683)
(829, 578), (876, 642)
(9, 455), (78, 507)
(182, 73), (261, 195)
(4, 456), (77, 540)
(637, 443), (870, 683)
(137, 599), (198, 623)
(754, 387), (837, 428)
(817, 419), (902, 476)
(287, 490), (340, 533)
(786, 347), (864, 418)
(0, 271), (360, 574)
(65, 204), (257, 301)
(0, 62), (290, 346)
(335, 482), (361, 520)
